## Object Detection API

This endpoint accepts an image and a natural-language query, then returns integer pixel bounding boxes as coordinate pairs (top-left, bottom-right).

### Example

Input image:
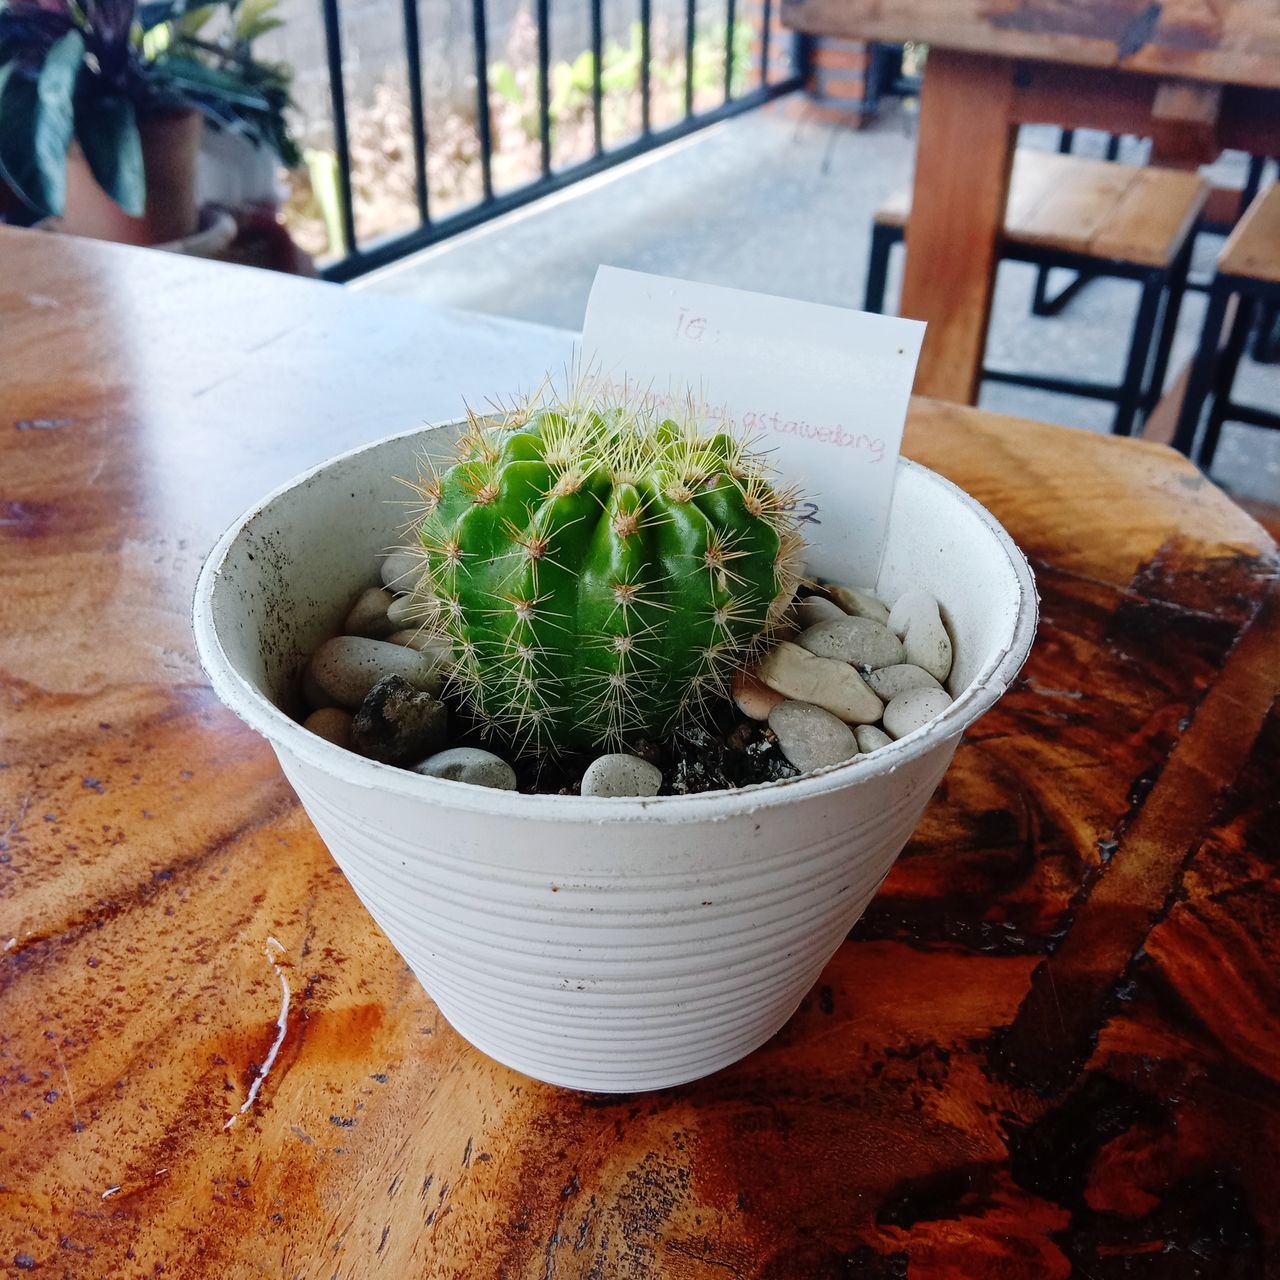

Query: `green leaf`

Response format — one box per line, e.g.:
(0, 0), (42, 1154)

(234, 0), (281, 42)
(33, 30), (84, 215)
(177, 4), (218, 36)
(489, 61), (522, 107)
(74, 91), (145, 214)
(0, 30), (85, 217)
(158, 53), (272, 108)
(569, 49), (595, 94)
(0, 62), (46, 214)
(236, 14), (281, 40)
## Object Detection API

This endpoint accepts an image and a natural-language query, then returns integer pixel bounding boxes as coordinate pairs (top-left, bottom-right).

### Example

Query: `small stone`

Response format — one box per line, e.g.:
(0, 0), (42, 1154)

(385, 630), (452, 659)
(732, 668), (787, 721)
(580, 754), (663, 798)
(793, 596), (847, 629)
(796, 616), (904, 670)
(303, 707), (354, 748)
(380, 549), (422, 593)
(757, 641), (883, 725)
(882, 687), (954, 740)
(350, 675), (447, 765)
(854, 724), (893, 753)
(866, 663), (944, 700)
(414, 747), (516, 790)
(887, 588), (933, 636)
(824, 583), (890, 624)
(767, 701), (859, 773)
(887, 590), (953, 683)
(387, 594), (437, 630)
(303, 636), (446, 711)
(343, 587), (397, 639)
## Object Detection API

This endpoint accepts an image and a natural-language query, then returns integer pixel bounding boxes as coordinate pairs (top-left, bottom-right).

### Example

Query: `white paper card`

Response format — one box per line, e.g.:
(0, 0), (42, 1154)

(580, 266), (924, 584)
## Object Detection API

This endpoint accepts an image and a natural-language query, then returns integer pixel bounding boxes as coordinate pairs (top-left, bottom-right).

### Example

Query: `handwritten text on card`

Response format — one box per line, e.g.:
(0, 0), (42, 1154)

(580, 268), (924, 584)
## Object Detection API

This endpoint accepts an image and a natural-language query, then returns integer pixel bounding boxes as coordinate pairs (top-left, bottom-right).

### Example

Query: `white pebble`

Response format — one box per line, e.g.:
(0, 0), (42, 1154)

(580, 754), (663, 798)
(887, 590), (953, 682)
(386, 630), (453, 659)
(380, 550), (422, 593)
(414, 747), (516, 790)
(866, 664), (943, 700)
(757, 641), (883, 725)
(882, 687), (954, 739)
(732, 668), (786, 721)
(768, 701), (859, 773)
(343, 587), (396, 639)
(796, 617), (904, 670)
(854, 724), (893, 753)
(303, 636), (446, 711)
(887, 588), (935, 637)
(793, 596), (847, 629)
(824, 584), (890, 624)
(303, 707), (353, 748)
(387, 594), (436, 630)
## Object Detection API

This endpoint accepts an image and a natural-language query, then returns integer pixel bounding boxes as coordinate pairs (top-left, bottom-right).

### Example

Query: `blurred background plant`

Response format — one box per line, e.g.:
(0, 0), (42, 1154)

(0, 0), (297, 225)
(288, 14), (753, 258)
(145, 0), (301, 168)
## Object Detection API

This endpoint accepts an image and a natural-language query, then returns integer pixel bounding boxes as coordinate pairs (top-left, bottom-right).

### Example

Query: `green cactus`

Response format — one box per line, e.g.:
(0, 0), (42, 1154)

(404, 387), (805, 755)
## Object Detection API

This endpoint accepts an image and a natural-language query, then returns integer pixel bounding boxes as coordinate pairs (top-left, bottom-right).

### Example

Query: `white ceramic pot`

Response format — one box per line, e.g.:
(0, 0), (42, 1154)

(193, 423), (1037, 1092)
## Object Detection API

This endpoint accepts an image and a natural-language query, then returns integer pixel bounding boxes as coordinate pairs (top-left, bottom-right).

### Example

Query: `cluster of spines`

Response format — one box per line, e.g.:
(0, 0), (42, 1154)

(394, 384), (805, 756)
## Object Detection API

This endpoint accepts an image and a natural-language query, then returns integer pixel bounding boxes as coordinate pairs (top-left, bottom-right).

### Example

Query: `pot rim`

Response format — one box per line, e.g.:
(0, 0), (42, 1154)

(192, 422), (1039, 823)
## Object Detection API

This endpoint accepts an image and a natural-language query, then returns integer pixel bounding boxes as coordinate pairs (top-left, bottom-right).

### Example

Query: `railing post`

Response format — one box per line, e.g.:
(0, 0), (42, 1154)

(472, 0), (495, 200)
(320, 0), (357, 256)
(401, 0), (430, 224)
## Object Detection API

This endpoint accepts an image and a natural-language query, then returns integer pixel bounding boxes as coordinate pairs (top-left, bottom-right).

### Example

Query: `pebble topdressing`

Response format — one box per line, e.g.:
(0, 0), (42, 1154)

(294, 552), (958, 796)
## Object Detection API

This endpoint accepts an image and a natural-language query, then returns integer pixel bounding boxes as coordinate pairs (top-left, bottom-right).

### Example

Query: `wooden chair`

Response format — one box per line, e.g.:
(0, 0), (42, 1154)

(1172, 182), (1280, 468)
(865, 149), (1209, 436)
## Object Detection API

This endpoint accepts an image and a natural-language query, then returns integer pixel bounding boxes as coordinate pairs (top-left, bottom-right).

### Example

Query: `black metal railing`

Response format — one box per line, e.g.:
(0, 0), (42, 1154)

(318, 0), (810, 281)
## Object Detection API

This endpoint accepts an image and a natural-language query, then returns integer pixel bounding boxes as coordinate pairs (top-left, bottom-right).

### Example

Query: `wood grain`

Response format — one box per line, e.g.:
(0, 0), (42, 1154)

(778, 0), (1280, 90)
(2, 229), (1279, 1277)
(1220, 181), (1280, 284)
(899, 50), (1015, 404)
(882, 151), (1210, 269)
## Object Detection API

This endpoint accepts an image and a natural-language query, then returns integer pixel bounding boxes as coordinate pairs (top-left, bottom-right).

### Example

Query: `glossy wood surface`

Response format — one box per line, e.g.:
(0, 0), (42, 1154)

(778, 0), (1280, 90)
(2, 228), (1278, 1278)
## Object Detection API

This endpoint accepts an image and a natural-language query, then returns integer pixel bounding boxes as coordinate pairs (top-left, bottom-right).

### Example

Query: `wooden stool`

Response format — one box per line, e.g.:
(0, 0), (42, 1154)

(865, 150), (1209, 436)
(1173, 182), (1280, 467)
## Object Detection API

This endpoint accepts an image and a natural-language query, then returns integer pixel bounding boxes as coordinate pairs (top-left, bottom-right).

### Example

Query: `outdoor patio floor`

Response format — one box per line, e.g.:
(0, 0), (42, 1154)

(355, 101), (1280, 508)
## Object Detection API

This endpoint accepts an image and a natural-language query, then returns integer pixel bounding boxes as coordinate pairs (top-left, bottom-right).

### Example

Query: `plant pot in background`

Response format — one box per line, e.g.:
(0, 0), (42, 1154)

(60, 109), (202, 246)
(193, 424), (1038, 1093)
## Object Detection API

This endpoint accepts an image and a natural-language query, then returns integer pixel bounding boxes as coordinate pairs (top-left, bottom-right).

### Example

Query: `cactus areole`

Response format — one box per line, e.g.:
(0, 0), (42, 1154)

(410, 390), (806, 755)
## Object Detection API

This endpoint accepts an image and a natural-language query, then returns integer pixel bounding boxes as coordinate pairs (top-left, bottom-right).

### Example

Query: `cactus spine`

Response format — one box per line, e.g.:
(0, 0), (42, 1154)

(406, 387), (805, 754)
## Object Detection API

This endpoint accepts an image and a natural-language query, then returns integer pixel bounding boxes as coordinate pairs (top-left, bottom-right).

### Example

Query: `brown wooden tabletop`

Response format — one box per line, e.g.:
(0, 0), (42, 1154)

(2, 227), (1278, 1279)
(780, 0), (1280, 405)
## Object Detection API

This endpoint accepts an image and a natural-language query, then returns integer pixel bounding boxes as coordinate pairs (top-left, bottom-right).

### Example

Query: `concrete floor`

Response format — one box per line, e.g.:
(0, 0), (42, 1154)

(356, 102), (1280, 507)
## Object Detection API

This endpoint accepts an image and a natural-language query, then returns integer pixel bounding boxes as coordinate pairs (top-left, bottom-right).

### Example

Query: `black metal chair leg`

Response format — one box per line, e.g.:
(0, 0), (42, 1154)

(1112, 274), (1164, 437)
(1032, 265), (1055, 316)
(1172, 280), (1232, 457)
(1251, 300), (1279, 363)
(1199, 295), (1256, 471)
(1032, 267), (1099, 317)
(863, 224), (897, 314)
(1144, 241), (1192, 412)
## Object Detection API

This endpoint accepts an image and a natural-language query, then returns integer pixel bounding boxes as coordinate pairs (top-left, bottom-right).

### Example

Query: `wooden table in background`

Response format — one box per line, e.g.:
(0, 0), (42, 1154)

(781, 0), (1280, 405)
(2, 228), (1278, 1278)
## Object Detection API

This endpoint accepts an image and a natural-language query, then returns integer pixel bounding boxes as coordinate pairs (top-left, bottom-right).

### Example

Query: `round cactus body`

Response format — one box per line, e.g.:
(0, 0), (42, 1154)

(409, 391), (805, 754)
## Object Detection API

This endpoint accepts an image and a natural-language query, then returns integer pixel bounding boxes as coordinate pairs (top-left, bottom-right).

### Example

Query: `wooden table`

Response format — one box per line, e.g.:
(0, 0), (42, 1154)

(2, 228), (1278, 1278)
(780, 0), (1280, 405)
